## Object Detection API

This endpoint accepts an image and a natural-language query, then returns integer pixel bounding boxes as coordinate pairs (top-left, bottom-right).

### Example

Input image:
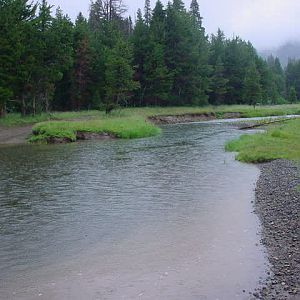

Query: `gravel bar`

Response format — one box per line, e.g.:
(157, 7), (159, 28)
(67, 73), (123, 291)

(253, 160), (300, 299)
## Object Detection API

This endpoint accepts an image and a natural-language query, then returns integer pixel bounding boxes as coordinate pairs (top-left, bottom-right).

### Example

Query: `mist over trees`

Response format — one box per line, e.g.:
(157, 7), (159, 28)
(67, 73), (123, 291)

(0, 0), (299, 117)
(260, 41), (300, 67)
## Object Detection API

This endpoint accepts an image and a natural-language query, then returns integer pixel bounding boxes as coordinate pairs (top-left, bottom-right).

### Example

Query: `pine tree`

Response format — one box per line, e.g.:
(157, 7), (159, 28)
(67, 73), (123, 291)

(51, 9), (74, 110)
(190, 0), (203, 30)
(146, 1), (172, 105)
(72, 13), (92, 110)
(104, 38), (139, 112)
(144, 0), (151, 26)
(288, 86), (298, 103)
(209, 57), (228, 105)
(131, 9), (149, 105)
(209, 29), (226, 66)
(33, 0), (55, 113)
(88, 0), (104, 31)
(102, 0), (126, 22)
(286, 59), (300, 102)
(173, 0), (185, 11)
(0, 0), (37, 116)
(243, 63), (262, 106)
(165, 0), (210, 105)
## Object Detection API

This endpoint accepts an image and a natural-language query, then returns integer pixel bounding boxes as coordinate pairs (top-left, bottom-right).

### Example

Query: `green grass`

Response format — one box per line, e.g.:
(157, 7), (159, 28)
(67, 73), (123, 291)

(0, 111), (105, 127)
(124, 104), (300, 118)
(1, 104), (300, 144)
(226, 119), (300, 163)
(29, 116), (161, 143)
(1, 104), (300, 127)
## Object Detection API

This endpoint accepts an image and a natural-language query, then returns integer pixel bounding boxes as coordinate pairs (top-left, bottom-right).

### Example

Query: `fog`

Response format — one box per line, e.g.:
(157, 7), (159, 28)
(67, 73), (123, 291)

(49, 0), (300, 50)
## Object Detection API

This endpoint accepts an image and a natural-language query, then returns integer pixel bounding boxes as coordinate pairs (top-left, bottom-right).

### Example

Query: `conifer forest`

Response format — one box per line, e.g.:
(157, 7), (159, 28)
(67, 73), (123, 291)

(0, 0), (299, 117)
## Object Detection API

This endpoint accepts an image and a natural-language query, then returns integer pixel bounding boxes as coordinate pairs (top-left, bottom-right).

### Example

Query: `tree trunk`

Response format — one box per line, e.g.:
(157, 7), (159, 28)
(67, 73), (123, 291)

(0, 105), (5, 117)
(21, 95), (26, 117)
(45, 91), (49, 113)
(32, 95), (36, 116)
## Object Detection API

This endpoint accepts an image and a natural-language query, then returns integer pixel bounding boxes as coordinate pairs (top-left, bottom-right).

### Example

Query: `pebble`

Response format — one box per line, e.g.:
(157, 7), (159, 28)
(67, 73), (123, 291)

(253, 160), (300, 299)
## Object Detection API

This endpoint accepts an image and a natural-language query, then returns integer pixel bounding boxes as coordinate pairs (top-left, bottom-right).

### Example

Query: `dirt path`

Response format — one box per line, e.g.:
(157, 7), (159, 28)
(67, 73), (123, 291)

(0, 125), (32, 145)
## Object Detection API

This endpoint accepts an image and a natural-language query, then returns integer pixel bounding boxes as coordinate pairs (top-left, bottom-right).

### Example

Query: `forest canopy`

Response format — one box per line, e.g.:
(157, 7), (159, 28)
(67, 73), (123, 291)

(0, 0), (299, 117)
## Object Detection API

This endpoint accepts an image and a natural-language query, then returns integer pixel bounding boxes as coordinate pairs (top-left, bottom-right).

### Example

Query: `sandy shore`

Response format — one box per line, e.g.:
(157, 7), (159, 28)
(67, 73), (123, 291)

(0, 125), (32, 145)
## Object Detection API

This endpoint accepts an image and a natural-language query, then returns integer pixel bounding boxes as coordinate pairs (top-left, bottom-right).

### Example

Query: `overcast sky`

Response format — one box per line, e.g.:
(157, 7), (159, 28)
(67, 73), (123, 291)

(48, 0), (300, 50)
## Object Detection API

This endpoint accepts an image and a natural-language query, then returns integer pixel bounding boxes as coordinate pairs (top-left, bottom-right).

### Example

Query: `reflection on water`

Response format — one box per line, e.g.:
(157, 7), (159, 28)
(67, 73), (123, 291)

(0, 122), (267, 299)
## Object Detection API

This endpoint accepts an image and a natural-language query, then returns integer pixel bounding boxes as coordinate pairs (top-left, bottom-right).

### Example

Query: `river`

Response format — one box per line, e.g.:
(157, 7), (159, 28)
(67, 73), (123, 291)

(0, 120), (267, 299)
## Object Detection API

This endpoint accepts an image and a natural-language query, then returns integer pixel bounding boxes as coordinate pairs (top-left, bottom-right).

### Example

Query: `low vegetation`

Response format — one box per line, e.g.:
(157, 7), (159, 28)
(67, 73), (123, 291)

(1, 104), (300, 127)
(127, 104), (300, 118)
(1, 104), (300, 144)
(0, 111), (103, 127)
(29, 116), (161, 143)
(226, 118), (300, 163)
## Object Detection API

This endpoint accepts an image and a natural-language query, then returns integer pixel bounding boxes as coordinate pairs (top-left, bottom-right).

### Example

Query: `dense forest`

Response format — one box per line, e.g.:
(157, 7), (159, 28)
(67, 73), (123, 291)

(0, 0), (300, 117)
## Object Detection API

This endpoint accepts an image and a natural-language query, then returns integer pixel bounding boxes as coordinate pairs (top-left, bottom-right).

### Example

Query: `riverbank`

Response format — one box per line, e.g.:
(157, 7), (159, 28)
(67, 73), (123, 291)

(1, 105), (300, 128)
(226, 120), (300, 299)
(226, 118), (300, 162)
(0, 125), (32, 145)
(1, 104), (300, 144)
(253, 160), (300, 300)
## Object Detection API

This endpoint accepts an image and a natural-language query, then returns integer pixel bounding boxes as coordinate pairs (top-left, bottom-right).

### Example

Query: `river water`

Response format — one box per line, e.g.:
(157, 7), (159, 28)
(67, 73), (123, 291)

(0, 121), (267, 300)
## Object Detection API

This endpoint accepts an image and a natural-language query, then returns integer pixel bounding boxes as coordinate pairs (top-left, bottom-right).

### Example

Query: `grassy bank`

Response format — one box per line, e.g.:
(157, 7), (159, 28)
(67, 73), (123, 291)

(127, 104), (300, 118)
(226, 119), (300, 163)
(1, 104), (300, 127)
(0, 111), (103, 127)
(29, 116), (161, 143)
(1, 104), (300, 143)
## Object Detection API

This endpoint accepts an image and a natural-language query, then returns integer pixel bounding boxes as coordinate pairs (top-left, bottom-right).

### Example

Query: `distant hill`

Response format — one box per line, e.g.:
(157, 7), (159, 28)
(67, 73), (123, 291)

(260, 41), (300, 67)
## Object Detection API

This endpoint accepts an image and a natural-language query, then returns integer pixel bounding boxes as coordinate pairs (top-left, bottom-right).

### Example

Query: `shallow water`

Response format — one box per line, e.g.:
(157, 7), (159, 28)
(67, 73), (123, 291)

(0, 122), (267, 299)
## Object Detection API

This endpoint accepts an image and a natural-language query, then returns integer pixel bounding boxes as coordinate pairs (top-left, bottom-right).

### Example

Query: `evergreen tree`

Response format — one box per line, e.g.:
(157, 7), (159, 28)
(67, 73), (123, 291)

(131, 9), (149, 105)
(164, 0), (210, 105)
(190, 0), (203, 30)
(144, 0), (151, 27)
(288, 86), (298, 103)
(209, 29), (226, 66)
(104, 38), (139, 112)
(88, 0), (104, 31)
(243, 63), (262, 107)
(72, 13), (92, 110)
(143, 0), (172, 105)
(0, 0), (37, 116)
(209, 57), (228, 105)
(286, 59), (300, 101)
(173, 0), (185, 11)
(51, 9), (74, 111)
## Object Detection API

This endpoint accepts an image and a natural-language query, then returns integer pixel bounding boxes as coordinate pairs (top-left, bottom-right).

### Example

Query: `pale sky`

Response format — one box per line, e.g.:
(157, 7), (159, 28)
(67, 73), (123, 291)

(49, 0), (300, 50)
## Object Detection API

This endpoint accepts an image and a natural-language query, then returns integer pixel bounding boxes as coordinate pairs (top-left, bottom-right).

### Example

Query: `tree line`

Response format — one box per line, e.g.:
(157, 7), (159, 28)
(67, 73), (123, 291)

(0, 0), (299, 117)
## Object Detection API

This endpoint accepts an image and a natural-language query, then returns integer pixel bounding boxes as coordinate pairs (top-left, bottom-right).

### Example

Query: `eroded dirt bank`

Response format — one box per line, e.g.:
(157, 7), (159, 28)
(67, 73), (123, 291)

(148, 112), (241, 124)
(253, 160), (300, 300)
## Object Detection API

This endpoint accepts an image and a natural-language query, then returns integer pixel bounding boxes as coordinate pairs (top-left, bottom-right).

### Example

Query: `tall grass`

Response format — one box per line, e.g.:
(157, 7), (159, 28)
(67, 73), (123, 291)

(29, 116), (161, 143)
(226, 119), (300, 163)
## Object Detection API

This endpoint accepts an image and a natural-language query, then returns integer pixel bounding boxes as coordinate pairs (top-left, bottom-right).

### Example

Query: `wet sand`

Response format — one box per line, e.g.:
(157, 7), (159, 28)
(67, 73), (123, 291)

(0, 125), (32, 145)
